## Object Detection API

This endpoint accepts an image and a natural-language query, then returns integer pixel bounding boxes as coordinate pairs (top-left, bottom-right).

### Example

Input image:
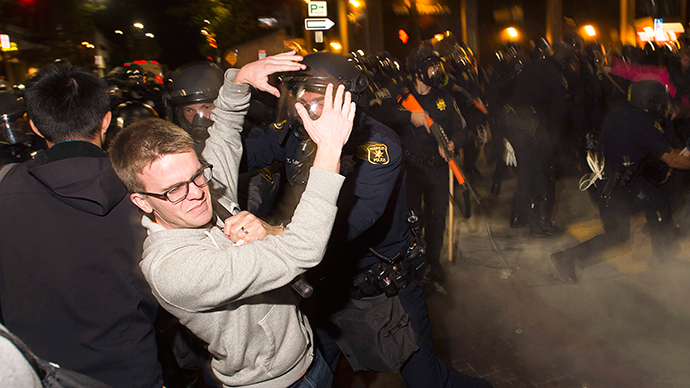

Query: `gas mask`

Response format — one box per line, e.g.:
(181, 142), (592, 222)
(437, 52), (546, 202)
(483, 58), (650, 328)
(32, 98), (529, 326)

(175, 101), (214, 141)
(417, 57), (448, 89)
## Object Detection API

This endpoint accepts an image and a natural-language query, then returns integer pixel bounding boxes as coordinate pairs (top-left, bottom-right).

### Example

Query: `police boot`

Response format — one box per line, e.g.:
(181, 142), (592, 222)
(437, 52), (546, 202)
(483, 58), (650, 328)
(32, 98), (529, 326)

(530, 200), (562, 236)
(510, 205), (527, 228)
(550, 250), (577, 283)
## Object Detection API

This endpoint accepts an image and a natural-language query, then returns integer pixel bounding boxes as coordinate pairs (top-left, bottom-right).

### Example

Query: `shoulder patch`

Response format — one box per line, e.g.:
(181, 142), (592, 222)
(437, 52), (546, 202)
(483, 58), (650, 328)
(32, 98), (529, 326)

(375, 88), (392, 100)
(654, 121), (665, 134)
(357, 142), (390, 165)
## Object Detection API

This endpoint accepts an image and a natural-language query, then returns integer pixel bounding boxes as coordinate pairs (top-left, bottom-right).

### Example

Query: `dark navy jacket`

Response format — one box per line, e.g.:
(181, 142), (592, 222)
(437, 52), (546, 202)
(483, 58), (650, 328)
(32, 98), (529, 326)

(246, 113), (411, 273)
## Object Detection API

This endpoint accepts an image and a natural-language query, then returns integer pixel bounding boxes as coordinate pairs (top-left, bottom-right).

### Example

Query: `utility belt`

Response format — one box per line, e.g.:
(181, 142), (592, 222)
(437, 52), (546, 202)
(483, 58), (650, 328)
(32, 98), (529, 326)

(404, 150), (442, 168)
(351, 210), (430, 299)
(599, 164), (640, 201)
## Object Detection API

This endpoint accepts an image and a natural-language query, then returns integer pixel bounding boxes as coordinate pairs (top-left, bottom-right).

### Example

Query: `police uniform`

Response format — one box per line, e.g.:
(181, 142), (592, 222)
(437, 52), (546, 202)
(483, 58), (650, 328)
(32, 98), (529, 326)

(505, 57), (568, 233)
(392, 86), (468, 283)
(553, 103), (676, 279)
(245, 113), (489, 388)
(448, 74), (488, 181)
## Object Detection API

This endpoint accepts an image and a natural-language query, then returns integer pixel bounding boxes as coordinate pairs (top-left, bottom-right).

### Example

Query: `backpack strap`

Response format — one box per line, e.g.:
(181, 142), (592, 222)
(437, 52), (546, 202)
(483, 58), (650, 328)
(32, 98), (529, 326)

(0, 163), (18, 183)
(0, 327), (47, 381)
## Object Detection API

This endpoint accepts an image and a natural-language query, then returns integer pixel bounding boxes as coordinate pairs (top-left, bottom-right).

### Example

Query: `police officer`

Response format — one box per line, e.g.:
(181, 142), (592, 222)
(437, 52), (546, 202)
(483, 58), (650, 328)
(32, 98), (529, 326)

(165, 61), (280, 218)
(389, 46), (469, 283)
(0, 82), (45, 165)
(485, 43), (530, 197)
(166, 61), (225, 152)
(504, 41), (569, 234)
(439, 40), (489, 182)
(551, 80), (690, 283)
(244, 51), (492, 388)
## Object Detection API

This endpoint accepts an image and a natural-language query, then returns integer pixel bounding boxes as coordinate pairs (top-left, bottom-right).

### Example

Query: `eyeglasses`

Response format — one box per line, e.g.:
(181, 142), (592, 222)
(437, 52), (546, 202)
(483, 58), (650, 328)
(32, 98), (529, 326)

(138, 163), (213, 204)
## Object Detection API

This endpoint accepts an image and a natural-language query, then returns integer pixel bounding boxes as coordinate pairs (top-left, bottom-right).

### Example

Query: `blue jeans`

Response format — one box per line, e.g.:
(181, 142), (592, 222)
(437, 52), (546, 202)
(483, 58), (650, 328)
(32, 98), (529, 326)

(287, 349), (333, 388)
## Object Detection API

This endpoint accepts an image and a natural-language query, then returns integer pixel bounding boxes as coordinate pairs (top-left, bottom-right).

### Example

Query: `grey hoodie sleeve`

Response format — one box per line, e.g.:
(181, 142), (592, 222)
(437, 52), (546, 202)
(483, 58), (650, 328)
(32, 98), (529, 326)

(203, 68), (248, 210)
(142, 167), (344, 312)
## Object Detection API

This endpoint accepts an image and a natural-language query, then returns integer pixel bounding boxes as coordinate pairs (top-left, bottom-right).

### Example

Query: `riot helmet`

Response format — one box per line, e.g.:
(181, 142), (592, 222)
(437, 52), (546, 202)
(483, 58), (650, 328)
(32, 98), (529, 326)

(405, 46), (448, 88)
(643, 41), (660, 65)
(531, 37), (554, 61)
(166, 61), (224, 138)
(552, 41), (580, 83)
(620, 45), (645, 65)
(628, 79), (668, 110)
(374, 51), (404, 84)
(584, 43), (606, 69)
(0, 83), (30, 145)
(275, 51), (369, 140)
(105, 101), (159, 148)
(563, 31), (584, 53)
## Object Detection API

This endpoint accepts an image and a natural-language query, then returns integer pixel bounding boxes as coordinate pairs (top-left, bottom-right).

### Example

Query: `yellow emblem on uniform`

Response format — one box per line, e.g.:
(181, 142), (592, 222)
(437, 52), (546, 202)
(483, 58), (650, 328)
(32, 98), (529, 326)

(436, 98), (446, 111)
(357, 142), (390, 165)
(654, 121), (665, 134)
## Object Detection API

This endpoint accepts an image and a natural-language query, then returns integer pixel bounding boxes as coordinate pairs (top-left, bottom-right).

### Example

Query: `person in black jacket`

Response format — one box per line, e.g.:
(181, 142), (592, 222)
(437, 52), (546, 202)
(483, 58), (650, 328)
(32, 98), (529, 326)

(0, 62), (163, 388)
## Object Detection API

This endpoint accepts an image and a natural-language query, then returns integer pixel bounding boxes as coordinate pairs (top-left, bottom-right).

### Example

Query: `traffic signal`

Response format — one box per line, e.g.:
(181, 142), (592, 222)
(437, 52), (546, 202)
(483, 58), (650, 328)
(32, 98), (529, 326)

(399, 29), (409, 44)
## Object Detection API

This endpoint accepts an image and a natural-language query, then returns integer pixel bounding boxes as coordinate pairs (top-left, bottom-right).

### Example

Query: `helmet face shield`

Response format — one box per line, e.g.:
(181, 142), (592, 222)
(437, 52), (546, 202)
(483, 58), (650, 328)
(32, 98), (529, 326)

(0, 114), (30, 145)
(278, 74), (340, 121)
(293, 86), (326, 120)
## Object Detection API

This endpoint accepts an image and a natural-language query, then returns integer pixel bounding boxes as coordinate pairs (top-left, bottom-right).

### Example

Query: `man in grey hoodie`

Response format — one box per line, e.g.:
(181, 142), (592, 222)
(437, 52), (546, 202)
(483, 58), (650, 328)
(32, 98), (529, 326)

(108, 52), (355, 388)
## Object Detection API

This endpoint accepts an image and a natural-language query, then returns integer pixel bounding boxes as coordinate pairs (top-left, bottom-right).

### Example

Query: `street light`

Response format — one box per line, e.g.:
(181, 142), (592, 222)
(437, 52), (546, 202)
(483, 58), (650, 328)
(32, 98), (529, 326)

(114, 30), (123, 35)
(330, 41), (342, 51)
(145, 33), (154, 38)
(506, 27), (519, 40)
(133, 22), (144, 29)
(584, 25), (596, 37)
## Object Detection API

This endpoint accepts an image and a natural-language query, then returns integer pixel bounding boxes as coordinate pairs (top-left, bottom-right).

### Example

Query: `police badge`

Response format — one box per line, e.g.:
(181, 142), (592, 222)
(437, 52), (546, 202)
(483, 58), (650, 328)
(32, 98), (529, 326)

(357, 142), (390, 165)
(436, 98), (446, 111)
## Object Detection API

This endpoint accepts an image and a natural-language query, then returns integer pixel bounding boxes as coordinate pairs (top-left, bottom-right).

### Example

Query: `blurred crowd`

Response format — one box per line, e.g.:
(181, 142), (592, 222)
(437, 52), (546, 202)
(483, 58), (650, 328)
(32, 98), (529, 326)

(3, 32), (690, 387)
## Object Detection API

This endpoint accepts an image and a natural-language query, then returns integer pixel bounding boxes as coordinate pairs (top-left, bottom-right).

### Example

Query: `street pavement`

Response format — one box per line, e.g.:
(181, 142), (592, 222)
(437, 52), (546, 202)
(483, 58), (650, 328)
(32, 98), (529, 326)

(334, 160), (690, 388)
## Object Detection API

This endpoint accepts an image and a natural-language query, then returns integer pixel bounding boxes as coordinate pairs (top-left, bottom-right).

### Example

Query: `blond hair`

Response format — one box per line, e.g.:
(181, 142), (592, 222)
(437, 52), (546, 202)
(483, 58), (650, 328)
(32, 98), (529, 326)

(107, 118), (196, 192)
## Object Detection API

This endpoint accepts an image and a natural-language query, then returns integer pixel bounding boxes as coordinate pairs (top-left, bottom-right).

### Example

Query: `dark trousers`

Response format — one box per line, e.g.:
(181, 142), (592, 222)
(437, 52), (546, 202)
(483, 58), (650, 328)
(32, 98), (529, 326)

(510, 133), (556, 223)
(405, 161), (448, 273)
(315, 278), (488, 388)
(566, 177), (676, 263)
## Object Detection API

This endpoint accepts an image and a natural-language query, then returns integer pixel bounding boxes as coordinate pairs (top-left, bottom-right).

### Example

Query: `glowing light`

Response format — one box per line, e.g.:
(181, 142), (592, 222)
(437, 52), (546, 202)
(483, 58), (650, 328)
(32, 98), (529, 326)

(133, 23), (144, 29)
(584, 25), (596, 37)
(434, 34), (444, 41)
(506, 27), (518, 39)
(114, 30), (123, 35)
(330, 42), (342, 51)
(398, 29), (409, 44)
(81, 41), (89, 46)
(349, 0), (361, 7)
(145, 33), (154, 38)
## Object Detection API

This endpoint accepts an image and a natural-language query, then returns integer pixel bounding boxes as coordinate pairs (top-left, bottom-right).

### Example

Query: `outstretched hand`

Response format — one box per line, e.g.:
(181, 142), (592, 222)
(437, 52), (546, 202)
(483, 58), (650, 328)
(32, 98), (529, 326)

(294, 84), (356, 173)
(234, 51), (306, 97)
